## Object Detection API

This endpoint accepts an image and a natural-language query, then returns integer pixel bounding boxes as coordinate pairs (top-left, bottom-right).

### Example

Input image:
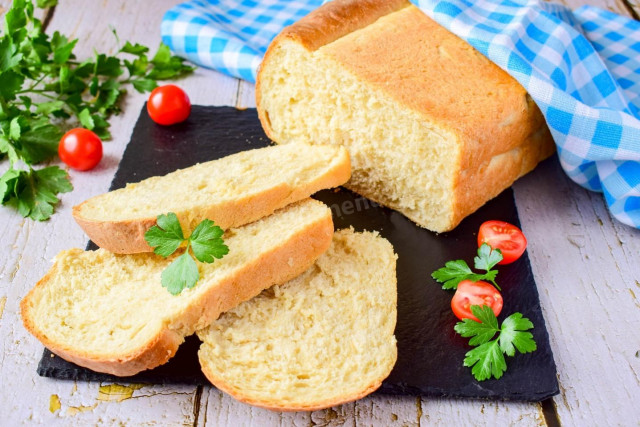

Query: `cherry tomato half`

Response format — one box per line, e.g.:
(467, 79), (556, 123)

(451, 280), (503, 321)
(147, 84), (191, 126)
(478, 220), (527, 265)
(58, 128), (103, 171)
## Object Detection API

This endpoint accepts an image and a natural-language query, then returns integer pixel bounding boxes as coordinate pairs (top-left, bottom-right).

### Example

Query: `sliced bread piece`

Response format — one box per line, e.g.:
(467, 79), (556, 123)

(73, 143), (350, 253)
(21, 199), (333, 376)
(256, 0), (555, 232)
(197, 228), (398, 411)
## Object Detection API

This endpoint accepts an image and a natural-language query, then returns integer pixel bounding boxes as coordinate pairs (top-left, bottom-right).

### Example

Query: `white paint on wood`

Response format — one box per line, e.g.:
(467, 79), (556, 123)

(514, 158), (640, 426)
(561, 0), (633, 14)
(237, 81), (257, 109)
(2, 0), (639, 425)
(0, 1), (234, 425)
(421, 397), (546, 426)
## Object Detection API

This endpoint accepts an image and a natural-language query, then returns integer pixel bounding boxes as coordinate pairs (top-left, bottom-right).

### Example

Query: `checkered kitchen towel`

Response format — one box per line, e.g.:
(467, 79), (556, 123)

(161, 0), (640, 228)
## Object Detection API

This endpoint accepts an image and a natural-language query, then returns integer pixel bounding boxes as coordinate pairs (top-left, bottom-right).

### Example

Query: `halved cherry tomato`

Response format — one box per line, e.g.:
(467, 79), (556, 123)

(58, 128), (103, 171)
(451, 280), (503, 321)
(147, 84), (191, 125)
(478, 220), (527, 265)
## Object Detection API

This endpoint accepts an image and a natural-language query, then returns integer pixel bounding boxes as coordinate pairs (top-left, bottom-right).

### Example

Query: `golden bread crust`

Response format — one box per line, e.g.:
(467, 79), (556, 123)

(72, 148), (350, 254)
(257, 0), (555, 232)
(199, 350), (395, 412)
(256, 0), (408, 133)
(197, 229), (398, 411)
(21, 204), (334, 376)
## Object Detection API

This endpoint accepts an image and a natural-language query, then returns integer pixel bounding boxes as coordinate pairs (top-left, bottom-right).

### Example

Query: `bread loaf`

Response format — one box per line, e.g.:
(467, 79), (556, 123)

(21, 199), (333, 376)
(197, 229), (397, 411)
(256, 0), (555, 232)
(73, 143), (350, 253)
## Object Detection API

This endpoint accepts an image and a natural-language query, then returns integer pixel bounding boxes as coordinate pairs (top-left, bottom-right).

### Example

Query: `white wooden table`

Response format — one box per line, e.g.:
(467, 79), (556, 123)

(1, 0), (639, 425)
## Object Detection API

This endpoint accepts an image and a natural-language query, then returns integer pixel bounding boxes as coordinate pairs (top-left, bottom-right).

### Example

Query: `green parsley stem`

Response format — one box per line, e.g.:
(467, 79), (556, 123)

(489, 279), (502, 291)
(15, 90), (60, 101)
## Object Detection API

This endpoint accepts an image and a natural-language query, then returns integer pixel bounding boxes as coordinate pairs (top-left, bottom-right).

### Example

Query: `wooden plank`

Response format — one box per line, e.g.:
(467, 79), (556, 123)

(421, 398), (546, 425)
(513, 157), (640, 426)
(523, 2), (640, 425)
(237, 80), (257, 109)
(561, 0), (632, 13)
(3, 0), (639, 425)
(623, 0), (640, 16)
(197, 387), (313, 427)
(0, 0), (237, 425)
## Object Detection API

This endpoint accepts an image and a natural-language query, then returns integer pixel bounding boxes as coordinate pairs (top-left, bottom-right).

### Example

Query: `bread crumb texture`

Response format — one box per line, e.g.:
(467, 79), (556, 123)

(198, 229), (398, 410)
(22, 200), (332, 362)
(75, 143), (348, 228)
(258, 2), (554, 232)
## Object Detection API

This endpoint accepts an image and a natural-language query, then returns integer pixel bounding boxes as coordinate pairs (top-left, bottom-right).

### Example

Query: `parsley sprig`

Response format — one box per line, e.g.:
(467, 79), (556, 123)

(0, 0), (194, 220)
(454, 305), (537, 381)
(144, 213), (229, 295)
(431, 243), (503, 290)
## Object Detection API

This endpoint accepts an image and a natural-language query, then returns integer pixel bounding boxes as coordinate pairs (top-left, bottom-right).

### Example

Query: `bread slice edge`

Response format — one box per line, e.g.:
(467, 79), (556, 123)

(197, 229), (398, 411)
(199, 357), (395, 412)
(21, 200), (335, 377)
(72, 145), (350, 254)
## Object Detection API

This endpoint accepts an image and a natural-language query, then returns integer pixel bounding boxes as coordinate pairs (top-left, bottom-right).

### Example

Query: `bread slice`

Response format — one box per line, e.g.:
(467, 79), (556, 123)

(197, 229), (398, 411)
(256, 0), (555, 232)
(21, 199), (333, 376)
(73, 143), (350, 253)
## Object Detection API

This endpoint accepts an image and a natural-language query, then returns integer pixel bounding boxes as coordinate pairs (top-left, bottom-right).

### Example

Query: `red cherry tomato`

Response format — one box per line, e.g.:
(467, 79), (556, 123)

(478, 220), (527, 265)
(452, 280), (503, 321)
(58, 128), (103, 171)
(147, 84), (191, 125)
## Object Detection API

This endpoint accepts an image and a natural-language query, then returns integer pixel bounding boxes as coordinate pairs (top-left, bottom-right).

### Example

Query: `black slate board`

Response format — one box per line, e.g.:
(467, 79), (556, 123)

(38, 105), (559, 402)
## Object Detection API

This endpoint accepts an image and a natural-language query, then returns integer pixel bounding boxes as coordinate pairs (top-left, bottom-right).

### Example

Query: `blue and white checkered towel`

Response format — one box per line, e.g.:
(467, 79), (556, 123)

(161, 0), (640, 229)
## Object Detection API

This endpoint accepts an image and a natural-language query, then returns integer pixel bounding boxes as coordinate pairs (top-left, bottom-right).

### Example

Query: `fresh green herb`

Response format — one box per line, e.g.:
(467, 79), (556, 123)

(431, 243), (503, 290)
(0, 0), (194, 220)
(454, 305), (537, 381)
(0, 165), (72, 220)
(145, 213), (229, 295)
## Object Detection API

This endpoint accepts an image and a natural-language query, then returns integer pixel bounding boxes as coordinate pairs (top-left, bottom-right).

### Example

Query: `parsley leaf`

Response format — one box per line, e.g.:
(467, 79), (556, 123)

(454, 305), (499, 346)
(464, 340), (506, 381)
(0, 70), (25, 100)
(431, 259), (485, 290)
(499, 312), (537, 356)
(189, 219), (229, 263)
(144, 213), (229, 295)
(0, 167), (22, 202)
(454, 305), (536, 381)
(161, 252), (199, 295)
(431, 243), (503, 290)
(18, 121), (63, 163)
(36, 0), (58, 7)
(1, 166), (72, 221)
(120, 41), (148, 56)
(145, 212), (185, 257)
(474, 243), (502, 272)
(0, 0), (195, 221)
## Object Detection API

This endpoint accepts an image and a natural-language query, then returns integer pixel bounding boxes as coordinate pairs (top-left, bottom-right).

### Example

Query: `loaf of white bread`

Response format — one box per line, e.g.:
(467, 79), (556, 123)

(198, 229), (397, 411)
(257, 0), (555, 232)
(21, 200), (333, 376)
(73, 143), (350, 253)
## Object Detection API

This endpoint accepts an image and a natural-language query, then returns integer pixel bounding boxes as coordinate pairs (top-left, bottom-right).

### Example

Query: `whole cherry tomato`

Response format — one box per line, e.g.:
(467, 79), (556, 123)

(147, 84), (191, 125)
(478, 220), (527, 264)
(58, 128), (103, 171)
